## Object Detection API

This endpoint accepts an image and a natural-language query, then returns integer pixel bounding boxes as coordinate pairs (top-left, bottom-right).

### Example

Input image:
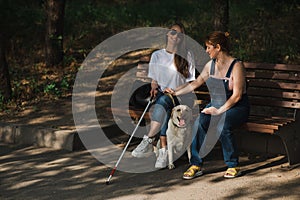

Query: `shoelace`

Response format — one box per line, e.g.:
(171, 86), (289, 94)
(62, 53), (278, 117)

(136, 139), (149, 151)
(157, 150), (166, 161)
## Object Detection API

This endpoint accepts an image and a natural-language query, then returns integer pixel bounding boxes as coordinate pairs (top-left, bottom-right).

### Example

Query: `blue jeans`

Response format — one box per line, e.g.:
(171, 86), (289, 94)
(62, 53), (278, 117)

(151, 91), (194, 136)
(151, 92), (179, 136)
(190, 102), (249, 168)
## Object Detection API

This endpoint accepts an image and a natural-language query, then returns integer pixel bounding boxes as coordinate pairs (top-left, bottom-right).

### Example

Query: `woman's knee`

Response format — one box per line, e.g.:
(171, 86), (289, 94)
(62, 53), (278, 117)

(155, 95), (174, 107)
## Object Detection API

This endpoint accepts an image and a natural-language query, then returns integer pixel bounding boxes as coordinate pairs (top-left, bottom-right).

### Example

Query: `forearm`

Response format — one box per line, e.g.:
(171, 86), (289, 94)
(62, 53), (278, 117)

(150, 80), (159, 97)
(175, 72), (207, 96)
(202, 94), (242, 116)
(218, 94), (242, 114)
(151, 80), (158, 90)
(175, 81), (198, 96)
(175, 82), (189, 91)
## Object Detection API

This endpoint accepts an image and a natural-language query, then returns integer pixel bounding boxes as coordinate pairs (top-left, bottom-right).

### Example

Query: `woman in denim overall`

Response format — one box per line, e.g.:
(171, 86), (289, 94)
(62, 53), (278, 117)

(165, 31), (250, 179)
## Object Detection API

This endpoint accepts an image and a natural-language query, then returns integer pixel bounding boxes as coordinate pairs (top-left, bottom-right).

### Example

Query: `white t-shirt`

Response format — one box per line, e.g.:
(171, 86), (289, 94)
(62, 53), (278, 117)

(148, 49), (195, 91)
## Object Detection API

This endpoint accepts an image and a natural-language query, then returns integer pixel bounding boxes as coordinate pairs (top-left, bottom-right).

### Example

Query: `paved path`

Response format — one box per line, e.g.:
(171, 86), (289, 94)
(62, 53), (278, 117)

(1, 143), (299, 200)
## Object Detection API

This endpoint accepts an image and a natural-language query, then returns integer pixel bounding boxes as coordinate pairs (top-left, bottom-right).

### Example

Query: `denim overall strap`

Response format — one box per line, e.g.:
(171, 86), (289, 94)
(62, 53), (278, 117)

(210, 58), (238, 77)
(206, 59), (227, 108)
(225, 59), (238, 78)
(210, 59), (216, 75)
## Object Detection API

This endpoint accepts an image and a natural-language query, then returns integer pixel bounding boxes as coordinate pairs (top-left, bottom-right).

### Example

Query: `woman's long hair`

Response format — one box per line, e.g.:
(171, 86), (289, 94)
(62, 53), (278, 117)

(170, 22), (190, 78)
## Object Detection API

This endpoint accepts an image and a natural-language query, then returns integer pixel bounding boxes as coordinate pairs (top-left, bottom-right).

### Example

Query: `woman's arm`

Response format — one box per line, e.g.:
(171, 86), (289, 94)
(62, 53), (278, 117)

(150, 80), (159, 97)
(174, 82), (190, 91)
(174, 62), (210, 96)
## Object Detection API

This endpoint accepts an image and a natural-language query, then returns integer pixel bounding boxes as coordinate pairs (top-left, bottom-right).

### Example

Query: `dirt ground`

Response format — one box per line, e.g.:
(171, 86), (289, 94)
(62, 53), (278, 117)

(1, 142), (300, 200)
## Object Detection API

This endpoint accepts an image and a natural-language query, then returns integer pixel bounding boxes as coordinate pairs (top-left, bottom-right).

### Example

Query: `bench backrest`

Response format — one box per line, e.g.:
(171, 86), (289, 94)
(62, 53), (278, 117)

(136, 55), (300, 120)
(244, 63), (300, 120)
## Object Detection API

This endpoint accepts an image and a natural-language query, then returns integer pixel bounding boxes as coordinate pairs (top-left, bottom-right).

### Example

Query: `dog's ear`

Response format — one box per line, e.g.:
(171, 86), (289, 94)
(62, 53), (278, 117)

(171, 107), (174, 118)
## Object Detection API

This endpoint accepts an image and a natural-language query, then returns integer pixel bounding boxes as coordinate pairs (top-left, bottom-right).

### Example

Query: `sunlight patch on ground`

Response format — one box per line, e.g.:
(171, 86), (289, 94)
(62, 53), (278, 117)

(33, 170), (62, 177)
(35, 158), (71, 169)
(65, 165), (89, 171)
(28, 115), (63, 124)
(9, 179), (43, 190)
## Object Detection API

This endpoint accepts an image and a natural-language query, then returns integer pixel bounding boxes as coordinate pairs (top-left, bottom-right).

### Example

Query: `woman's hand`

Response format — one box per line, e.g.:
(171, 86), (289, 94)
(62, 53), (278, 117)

(164, 88), (176, 95)
(201, 106), (221, 115)
(150, 80), (159, 97)
(150, 88), (158, 97)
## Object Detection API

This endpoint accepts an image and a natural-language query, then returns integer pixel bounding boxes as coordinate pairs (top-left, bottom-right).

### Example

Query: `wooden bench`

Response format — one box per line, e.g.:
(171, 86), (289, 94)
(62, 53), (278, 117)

(238, 62), (300, 166)
(109, 55), (300, 167)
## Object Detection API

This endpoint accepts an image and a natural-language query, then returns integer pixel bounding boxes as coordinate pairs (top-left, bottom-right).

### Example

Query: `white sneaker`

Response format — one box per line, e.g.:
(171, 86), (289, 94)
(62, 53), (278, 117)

(131, 135), (153, 158)
(155, 148), (168, 169)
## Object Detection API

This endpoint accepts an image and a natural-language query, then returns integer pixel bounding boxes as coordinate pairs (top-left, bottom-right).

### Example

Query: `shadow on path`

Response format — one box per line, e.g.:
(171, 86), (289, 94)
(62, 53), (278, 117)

(0, 142), (299, 200)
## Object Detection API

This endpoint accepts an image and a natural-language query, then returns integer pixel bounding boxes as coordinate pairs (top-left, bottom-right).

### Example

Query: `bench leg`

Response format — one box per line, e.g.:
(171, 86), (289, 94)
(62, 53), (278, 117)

(277, 124), (300, 167)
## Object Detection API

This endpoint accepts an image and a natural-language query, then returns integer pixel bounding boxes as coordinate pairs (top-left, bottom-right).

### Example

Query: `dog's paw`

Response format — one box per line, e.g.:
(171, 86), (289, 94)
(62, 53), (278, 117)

(168, 163), (175, 169)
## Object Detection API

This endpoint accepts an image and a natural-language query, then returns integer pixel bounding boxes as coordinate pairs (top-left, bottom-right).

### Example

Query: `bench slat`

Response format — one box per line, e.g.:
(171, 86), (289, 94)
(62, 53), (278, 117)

(244, 62), (300, 72)
(136, 71), (148, 78)
(243, 127), (275, 134)
(247, 80), (300, 90)
(249, 106), (296, 119)
(246, 71), (300, 81)
(245, 122), (278, 130)
(247, 88), (300, 100)
(242, 123), (276, 134)
(248, 97), (300, 109)
(247, 117), (292, 126)
(248, 115), (293, 122)
(137, 63), (149, 70)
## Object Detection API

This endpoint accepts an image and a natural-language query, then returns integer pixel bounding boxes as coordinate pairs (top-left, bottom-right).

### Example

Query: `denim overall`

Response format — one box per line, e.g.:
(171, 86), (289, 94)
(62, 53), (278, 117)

(190, 59), (250, 168)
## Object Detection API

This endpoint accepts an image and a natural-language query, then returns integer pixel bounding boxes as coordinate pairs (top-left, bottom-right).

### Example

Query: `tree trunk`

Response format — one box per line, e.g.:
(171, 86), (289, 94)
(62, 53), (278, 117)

(0, 33), (12, 102)
(45, 0), (66, 67)
(213, 0), (229, 32)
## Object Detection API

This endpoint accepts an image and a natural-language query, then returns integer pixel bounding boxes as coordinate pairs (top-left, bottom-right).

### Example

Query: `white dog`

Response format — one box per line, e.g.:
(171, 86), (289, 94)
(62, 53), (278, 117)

(156, 105), (193, 169)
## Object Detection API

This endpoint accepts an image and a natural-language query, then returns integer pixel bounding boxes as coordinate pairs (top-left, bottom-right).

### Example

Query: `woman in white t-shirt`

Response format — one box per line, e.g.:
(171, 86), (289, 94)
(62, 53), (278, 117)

(131, 22), (196, 169)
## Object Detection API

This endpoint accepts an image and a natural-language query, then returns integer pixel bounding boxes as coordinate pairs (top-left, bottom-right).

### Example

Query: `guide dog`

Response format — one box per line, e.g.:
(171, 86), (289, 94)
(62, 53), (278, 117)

(156, 104), (193, 169)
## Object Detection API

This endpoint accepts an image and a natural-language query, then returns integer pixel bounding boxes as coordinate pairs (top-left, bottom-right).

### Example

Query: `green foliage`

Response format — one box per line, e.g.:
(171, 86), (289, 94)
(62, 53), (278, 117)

(229, 0), (300, 63)
(44, 83), (59, 96)
(0, 0), (299, 110)
(60, 76), (70, 90)
(62, 0), (299, 64)
(1, 0), (45, 64)
(43, 76), (71, 98)
(2, 0), (299, 64)
(64, 0), (211, 50)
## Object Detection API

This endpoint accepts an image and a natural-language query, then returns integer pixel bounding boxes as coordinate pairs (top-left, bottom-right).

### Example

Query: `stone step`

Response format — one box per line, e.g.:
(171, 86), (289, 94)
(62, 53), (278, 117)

(0, 123), (77, 151)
